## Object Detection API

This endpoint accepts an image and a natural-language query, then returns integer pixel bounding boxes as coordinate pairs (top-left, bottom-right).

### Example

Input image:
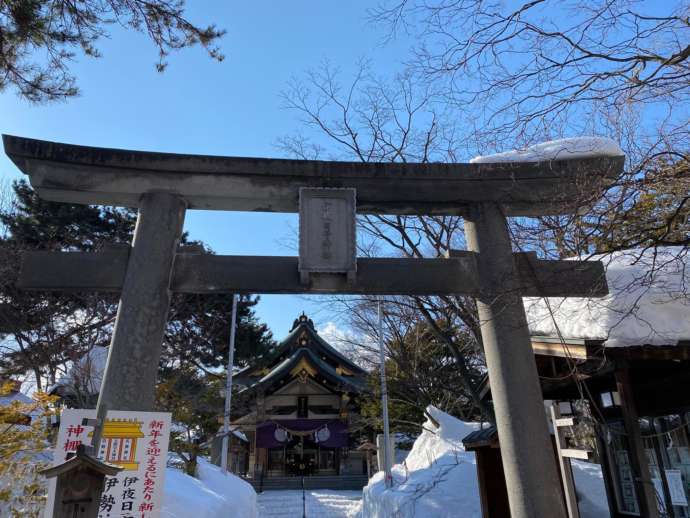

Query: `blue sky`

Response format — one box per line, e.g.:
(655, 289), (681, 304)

(0, 2), (412, 338)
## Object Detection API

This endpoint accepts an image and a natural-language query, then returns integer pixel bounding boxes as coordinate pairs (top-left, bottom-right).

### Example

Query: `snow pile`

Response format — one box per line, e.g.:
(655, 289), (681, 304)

(471, 137), (623, 163)
(361, 406), (483, 517)
(51, 345), (108, 396)
(525, 247), (690, 347)
(0, 453), (255, 518)
(163, 458), (257, 518)
(361, 408), (611, 518)
(162, 468), (228, 518)
(0, 388), (32, 407)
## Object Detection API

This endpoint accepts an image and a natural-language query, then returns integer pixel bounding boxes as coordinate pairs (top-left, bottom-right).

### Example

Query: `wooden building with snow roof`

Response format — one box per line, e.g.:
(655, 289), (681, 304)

(225, 313), (370, 490)
(471, 247), (690, 518)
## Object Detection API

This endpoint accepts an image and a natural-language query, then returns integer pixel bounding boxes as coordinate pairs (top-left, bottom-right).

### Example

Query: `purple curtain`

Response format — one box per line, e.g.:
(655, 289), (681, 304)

(256, 419), (348, 448)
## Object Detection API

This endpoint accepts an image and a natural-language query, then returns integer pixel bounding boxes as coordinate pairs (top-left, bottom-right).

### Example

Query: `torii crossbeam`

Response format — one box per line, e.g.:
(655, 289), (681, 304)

(4, 134), (624, 518)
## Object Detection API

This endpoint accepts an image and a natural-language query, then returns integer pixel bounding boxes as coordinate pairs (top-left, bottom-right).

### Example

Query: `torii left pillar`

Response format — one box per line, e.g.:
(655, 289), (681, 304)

(96, 192), (186, 412)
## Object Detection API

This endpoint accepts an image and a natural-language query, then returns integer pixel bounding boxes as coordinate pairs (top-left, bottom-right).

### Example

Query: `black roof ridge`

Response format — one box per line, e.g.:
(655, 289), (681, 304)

(235, 318), (366, 380)
(238, 346), (364, 395)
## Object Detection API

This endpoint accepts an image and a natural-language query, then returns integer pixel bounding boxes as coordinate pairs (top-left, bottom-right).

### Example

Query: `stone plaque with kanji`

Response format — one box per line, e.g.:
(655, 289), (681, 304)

(298, 188), (356, 281)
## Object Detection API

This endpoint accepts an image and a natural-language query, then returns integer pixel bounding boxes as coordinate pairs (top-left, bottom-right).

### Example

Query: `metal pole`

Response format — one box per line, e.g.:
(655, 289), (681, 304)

(377, 296), (393, 488)
(221, 293), (239, 473)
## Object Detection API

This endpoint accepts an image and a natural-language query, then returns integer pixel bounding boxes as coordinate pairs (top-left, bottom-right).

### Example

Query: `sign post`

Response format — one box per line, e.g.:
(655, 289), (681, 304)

(46, 409), (171, 518)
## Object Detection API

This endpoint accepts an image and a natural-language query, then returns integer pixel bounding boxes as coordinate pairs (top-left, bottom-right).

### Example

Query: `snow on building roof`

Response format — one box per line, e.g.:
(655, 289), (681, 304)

(0, 388), (33, 407)
(524, 247), (690, 348)
(470, 136), (624, 163)
(50, 345), (108, 396)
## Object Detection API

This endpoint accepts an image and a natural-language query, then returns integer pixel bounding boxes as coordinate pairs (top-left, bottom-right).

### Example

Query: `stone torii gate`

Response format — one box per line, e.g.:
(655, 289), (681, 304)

(4, 134), (624, 518)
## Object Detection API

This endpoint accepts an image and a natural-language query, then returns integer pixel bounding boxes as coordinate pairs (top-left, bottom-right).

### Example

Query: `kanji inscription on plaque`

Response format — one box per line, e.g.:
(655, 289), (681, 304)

(299, 188), (356, 282)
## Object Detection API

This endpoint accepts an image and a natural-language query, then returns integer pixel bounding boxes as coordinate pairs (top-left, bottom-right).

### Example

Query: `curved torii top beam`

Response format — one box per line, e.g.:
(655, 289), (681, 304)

(3, 135), (624, 216)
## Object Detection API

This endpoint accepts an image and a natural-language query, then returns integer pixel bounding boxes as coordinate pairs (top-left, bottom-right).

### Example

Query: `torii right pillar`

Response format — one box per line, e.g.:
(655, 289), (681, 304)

(465, 202), (567, 518)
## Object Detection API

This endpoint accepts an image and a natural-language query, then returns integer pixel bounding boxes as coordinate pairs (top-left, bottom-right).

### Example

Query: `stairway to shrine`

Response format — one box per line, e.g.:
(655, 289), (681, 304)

(251, 474), (368, 492)
(257, 489), (362, 518)
(257, 490), (304, 517)
(305, 490), (362, 517)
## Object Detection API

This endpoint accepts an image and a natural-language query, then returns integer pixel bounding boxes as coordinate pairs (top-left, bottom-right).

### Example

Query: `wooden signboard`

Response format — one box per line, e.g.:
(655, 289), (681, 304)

(46, 409), (171, 518)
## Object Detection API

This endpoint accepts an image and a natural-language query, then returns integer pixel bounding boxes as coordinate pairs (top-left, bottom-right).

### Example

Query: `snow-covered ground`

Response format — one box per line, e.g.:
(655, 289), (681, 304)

(257, 489), (362, 518)
(362, 406), (483, 518)
(361, 406), (610, 518)
(1, 451), (258, 518)
(163, 457), (257, 518)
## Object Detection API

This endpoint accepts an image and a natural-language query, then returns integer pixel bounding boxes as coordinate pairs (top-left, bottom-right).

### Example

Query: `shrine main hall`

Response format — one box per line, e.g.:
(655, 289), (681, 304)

(213, 314), (370, 490)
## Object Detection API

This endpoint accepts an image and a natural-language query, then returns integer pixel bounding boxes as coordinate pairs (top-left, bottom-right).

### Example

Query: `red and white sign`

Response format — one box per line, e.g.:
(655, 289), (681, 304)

(46, 409), (171, 518)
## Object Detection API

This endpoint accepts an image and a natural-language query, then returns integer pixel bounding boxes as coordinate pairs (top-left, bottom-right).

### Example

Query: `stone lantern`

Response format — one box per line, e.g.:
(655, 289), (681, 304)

(41, 445), (123, 518)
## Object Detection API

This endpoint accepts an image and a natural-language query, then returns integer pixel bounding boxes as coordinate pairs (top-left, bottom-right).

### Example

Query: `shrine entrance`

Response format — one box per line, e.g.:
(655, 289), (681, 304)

(285, 437), (318, 476)
(268, 441), (336, 477)
(4, 133), (625, 518)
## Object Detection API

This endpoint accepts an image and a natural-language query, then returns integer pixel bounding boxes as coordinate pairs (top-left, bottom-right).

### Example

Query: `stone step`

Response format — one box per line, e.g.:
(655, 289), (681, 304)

(258, 490), (362, 518)
(257, 491), (304, 518)
(305, 491), (363, 517)
(251, 474), (369, 492)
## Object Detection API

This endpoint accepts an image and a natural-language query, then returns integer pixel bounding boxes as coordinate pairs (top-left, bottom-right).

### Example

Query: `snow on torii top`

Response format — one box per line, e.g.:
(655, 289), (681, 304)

(471, 138), (688, 347)
(470, 136), (624, 163)
(524, 247), (690, 348)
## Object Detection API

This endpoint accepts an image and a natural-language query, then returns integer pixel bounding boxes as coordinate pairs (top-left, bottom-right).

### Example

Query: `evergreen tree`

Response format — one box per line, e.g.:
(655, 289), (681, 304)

(0, 180), (276, 476)
(158, 294), (274, 474)
(0, 1), (225, 102)
(0, 180), (134, 390)
(0, 181), (275, 395)
(155, 368), (223, 476)
(164, 293), (274, 374)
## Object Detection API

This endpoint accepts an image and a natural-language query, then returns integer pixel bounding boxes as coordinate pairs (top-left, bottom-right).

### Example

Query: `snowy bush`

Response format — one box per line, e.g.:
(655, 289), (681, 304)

(361, 406), (483, 518)
(361, 406), (610, 517)
(163, 458), (257, 518)
(0, 386), (55, 518)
